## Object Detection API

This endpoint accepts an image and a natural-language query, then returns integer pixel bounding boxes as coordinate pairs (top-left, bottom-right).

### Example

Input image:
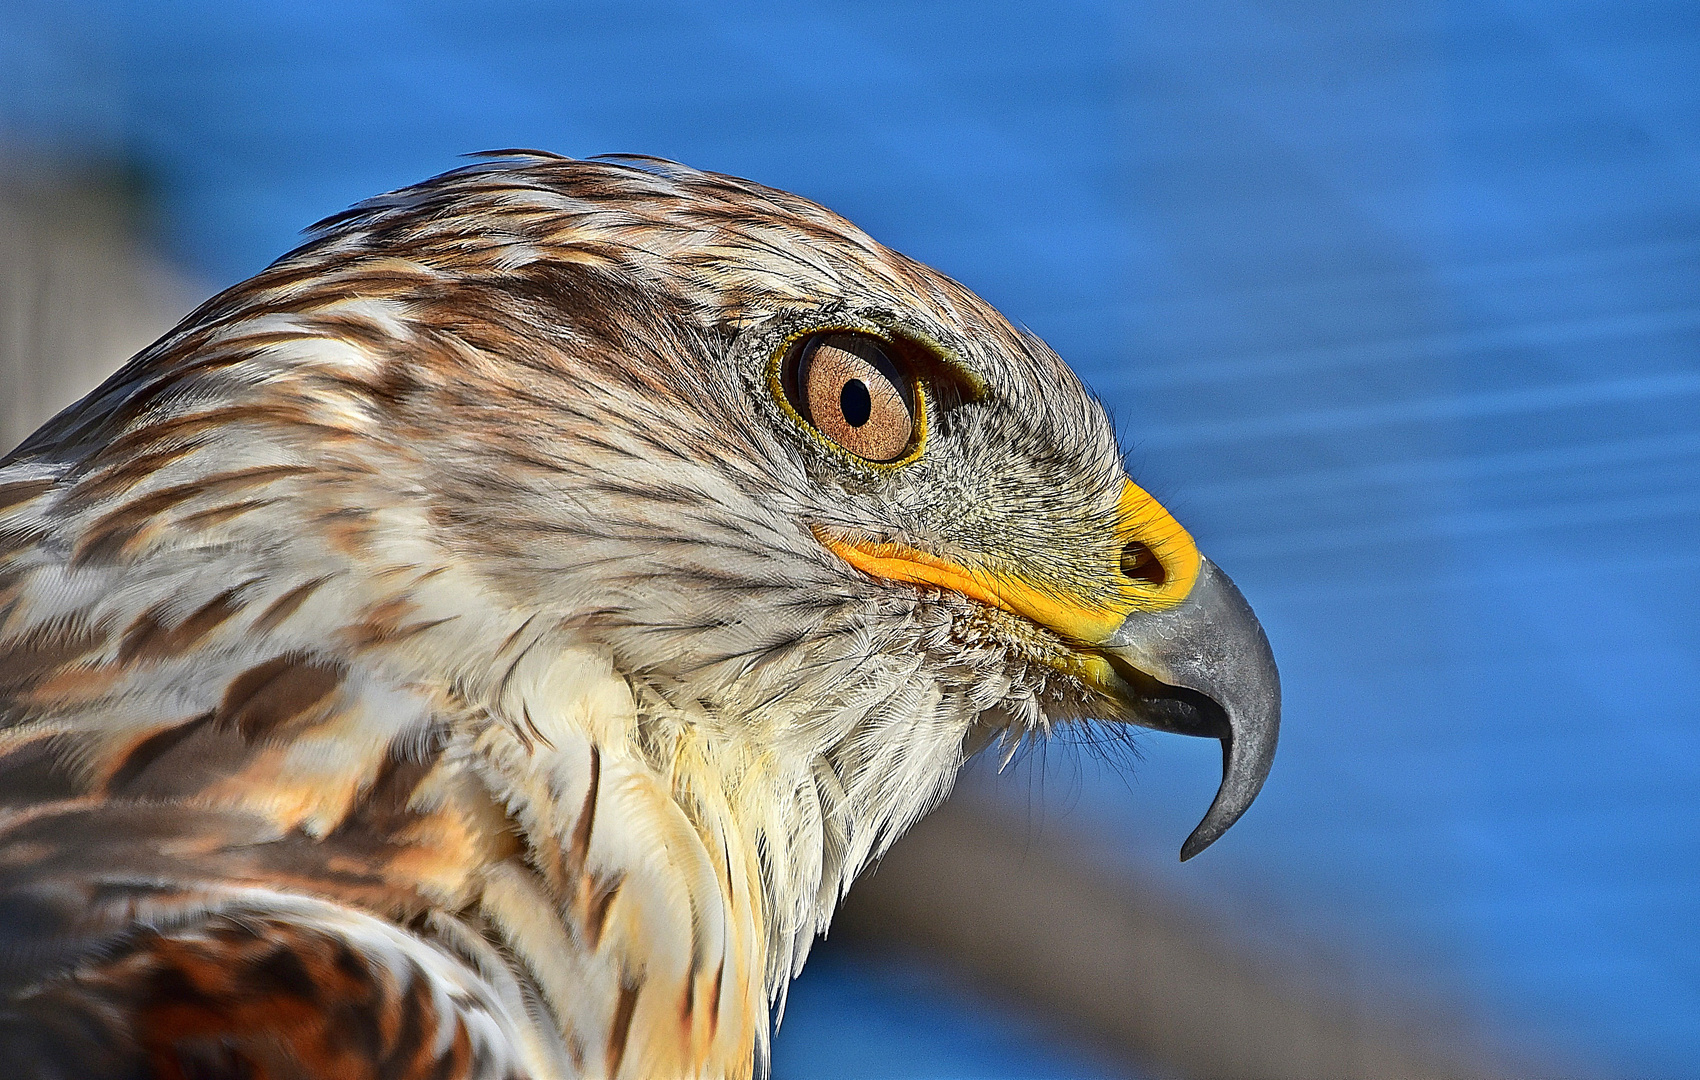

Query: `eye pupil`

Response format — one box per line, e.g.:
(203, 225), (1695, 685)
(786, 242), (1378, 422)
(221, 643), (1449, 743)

(840, 379), (872, 426)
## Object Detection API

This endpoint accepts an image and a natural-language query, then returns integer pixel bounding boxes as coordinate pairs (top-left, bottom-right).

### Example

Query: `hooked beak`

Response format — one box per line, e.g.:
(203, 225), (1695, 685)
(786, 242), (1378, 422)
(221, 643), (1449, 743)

(1098, 558), (1280, 860)
(815, 480), (1278, 861)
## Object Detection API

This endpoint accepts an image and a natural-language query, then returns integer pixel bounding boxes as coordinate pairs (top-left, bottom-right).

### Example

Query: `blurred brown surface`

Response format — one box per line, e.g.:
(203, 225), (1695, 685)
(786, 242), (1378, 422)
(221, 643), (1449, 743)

(0, 159), (195, 452)
(836, 794), (1533, 1080)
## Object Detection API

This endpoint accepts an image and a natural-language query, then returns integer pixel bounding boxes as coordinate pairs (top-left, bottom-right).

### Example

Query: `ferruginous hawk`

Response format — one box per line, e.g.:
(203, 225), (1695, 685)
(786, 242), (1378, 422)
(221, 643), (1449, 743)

(0, 152), (1277, 1079)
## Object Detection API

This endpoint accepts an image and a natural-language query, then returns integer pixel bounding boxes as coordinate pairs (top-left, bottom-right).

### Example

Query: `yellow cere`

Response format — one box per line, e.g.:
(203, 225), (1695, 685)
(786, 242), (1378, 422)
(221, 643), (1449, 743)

(1115, 478), (1201, 611)
(816, 478), (1201, 647)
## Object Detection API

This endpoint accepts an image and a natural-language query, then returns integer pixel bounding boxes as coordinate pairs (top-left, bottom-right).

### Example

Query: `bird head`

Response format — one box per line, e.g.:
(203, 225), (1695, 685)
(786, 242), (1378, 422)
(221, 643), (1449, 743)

(5, 153), (1277, 1021)
(239, 153), (1278, 872)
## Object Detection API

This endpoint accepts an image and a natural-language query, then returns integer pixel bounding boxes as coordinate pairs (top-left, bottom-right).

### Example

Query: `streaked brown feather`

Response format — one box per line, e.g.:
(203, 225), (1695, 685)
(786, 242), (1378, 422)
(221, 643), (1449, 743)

(15, 914), (516, 1080)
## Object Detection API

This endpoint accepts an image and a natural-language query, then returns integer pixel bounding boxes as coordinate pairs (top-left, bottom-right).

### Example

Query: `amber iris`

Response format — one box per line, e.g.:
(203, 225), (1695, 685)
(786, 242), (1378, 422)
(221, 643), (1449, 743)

(790, 333), (915, 462)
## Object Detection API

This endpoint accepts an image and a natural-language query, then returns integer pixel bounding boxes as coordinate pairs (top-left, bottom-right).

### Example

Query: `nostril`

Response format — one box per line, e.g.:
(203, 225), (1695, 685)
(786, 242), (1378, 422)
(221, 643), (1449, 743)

(1121, 540), (1167, 586)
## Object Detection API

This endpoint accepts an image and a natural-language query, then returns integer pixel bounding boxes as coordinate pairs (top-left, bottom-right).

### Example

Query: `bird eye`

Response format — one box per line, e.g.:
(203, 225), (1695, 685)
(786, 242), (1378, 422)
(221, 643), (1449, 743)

(786, 333), (917, 462)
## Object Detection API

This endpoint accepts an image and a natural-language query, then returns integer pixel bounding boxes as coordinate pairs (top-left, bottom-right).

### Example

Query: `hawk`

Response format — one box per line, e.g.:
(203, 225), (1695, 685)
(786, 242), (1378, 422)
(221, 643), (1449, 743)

(0, 153), (1277, 1079)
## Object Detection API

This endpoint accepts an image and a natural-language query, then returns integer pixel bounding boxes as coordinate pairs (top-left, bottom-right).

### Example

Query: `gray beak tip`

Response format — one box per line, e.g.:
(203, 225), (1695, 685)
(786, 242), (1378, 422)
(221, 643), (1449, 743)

(1105, 559), (1280, 861)
(1180, 668), (1279, 861)
(1179, 831), (1212, 863)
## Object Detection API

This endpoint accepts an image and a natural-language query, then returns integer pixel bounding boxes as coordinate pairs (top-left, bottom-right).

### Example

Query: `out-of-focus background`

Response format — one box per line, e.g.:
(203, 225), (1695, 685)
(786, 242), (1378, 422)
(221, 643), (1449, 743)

(3, 2), (1696, 1077)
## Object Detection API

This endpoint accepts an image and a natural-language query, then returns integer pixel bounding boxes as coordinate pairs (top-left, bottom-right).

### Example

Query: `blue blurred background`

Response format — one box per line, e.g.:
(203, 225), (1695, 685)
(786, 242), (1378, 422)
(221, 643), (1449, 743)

(2, 1), (1696, 1076)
